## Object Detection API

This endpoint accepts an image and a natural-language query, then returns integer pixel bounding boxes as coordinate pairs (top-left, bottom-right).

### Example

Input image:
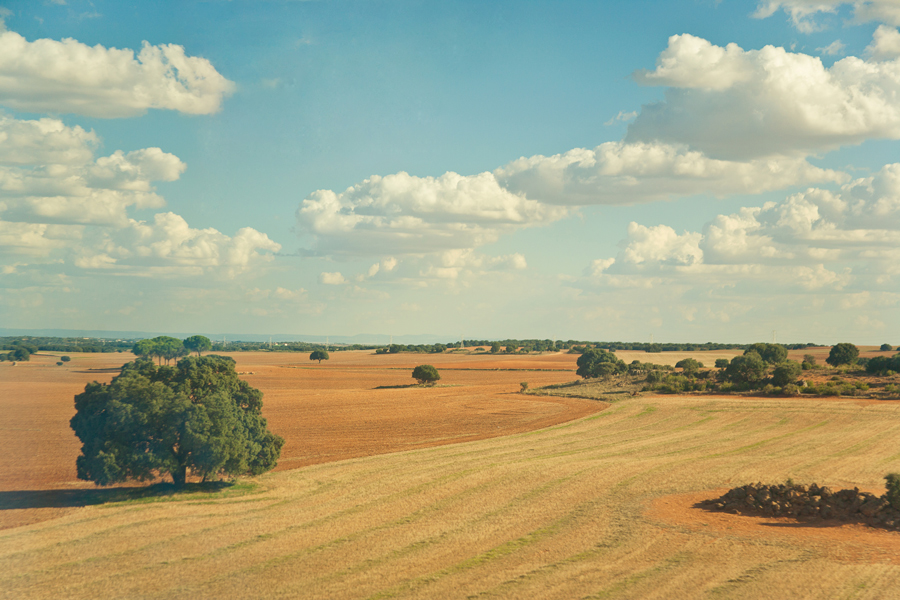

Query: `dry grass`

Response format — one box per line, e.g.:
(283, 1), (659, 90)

(4, 391), (900, 598)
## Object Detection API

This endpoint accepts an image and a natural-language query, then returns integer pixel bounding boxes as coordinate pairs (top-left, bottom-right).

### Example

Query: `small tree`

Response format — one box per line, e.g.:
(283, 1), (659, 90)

(7, 347), (30, 362)
(183, 335), (212, 357)
(412, 364), (440, 385)
(725, 352), (767, 385)
(310, 349), (329, 364)
(745, 343), (787, 364)
(576, 348), (626, 379)
(490, 342), (501, 354)
(61, 355), (71, 362)
(772, 360), (802, 387)
(881, 344), (894, 352)
(714, 358), (729, 369)
(826, 343), (859, 367)
(675, 358), (701, 376)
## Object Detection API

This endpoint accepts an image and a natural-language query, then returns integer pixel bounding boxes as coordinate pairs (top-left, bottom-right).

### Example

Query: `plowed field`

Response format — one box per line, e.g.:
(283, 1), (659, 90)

(0, 350), (596, 529)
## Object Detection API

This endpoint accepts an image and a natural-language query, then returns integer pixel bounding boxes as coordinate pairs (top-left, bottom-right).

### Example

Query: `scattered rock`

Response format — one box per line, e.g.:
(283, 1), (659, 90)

(698, 482), (900, 531)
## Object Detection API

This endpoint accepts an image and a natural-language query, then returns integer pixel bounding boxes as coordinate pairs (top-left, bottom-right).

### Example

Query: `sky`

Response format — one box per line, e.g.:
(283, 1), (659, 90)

(0, 0), (899, 344)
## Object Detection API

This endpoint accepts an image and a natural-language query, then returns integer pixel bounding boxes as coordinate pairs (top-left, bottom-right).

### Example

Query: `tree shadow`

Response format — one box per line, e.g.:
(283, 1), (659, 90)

(373, 384), (418, 389)
(0, 482), (235, 510)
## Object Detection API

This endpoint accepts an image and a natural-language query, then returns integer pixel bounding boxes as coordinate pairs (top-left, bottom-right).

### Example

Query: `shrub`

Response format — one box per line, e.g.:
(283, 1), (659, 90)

(745, 343), (788, 364)
(61, 355), (71, 362)
(772, 360), (802, 387)
(56, 361), (64, 366)
(882, 344), (894, 352)
(520, 381), (529, 392)
(715, 358), (729, 369)
(886, 474), (900, 510)
(783, 384), (800, 396)
(803, 354), (817, 366)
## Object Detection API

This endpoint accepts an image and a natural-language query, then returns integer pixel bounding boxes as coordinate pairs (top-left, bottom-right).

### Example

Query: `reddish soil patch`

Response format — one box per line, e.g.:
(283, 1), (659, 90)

(646, 489), (900, 564)
(0, 350), (599, 530)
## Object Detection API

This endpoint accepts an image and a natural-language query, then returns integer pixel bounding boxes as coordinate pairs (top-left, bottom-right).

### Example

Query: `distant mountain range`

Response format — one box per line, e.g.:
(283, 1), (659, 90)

(0, 328), (454, 345)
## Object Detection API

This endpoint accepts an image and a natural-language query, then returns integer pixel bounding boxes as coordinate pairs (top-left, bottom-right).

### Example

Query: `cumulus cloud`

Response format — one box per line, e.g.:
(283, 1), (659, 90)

(630, 34), (900, 159)
(754, 0), (900, 30)
(71, 213), (280, 276)
(495, 141), (842, 204)
(867, 24), (900, 58)
(0, 115), (279, 277)
(0, 27), (234, 117)
(818, 39), (846, 55)
(297, 170), (566, 256)
(586, 162), (900, 293)
(319, 271), (347, 285)
(0, 116), (183, 226)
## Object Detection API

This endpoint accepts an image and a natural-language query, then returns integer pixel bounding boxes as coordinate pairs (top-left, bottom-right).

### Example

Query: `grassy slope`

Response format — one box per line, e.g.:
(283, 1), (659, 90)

(3, 395), (900, 599)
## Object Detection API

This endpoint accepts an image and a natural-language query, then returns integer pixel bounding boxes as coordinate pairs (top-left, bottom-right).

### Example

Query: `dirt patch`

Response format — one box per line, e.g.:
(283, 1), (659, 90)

(646, 488), (900, 565)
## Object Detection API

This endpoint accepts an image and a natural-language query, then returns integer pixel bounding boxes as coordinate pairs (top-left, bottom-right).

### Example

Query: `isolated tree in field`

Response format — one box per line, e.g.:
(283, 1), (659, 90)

(490, 342), (501, 354)
(61, 355), (71, 362)
(772, 360), (802, 387)
(576, 348), (626, 379)
(183, 335), (212, 357)
(310, 349), (329, 364)
(412, 364), (440, 385)
(70, 355), (284, 487)
(881, 344), (894, 352)
(725, 352), (767, 384)
(826, 343), (859, 367)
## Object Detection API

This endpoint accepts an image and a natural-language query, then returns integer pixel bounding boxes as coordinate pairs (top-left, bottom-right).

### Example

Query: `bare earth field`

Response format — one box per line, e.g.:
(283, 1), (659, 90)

(0, 350), (593, 530)
(3, 349), (900, 598)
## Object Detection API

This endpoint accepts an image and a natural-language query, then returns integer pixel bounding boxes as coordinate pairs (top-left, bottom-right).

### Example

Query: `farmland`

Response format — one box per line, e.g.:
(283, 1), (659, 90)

(3, 348), (900, 598)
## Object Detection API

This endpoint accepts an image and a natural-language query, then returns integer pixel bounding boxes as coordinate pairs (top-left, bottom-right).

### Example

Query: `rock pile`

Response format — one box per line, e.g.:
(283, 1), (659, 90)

(699, 482), (900, 530)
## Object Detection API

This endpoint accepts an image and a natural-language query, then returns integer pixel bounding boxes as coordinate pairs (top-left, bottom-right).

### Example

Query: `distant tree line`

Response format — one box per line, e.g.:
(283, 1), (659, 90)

(0, 336), (134, 356)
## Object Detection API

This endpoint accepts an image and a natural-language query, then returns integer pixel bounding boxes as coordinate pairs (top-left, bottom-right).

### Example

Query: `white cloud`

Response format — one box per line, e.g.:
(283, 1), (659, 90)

(818, 39), (846, 55)
(754, 0), (900, 31)
(0, 27), (234, 117)
(630, 34), (900, 159)
(867, 25), (900, 59)
(604, 110), (638, 126)
(0, 116), (183, 227)
(586, 163), (900, 294)
(495, 141), (843, 204)
(297, 170), (565, 256)
(319, 271), (347, 285)
(72, 213), (280, 277)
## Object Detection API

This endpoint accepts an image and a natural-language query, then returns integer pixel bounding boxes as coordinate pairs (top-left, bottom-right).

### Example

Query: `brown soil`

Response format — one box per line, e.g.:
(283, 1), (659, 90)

(646, 488), (900, 565)
(0, 349), (598, 530)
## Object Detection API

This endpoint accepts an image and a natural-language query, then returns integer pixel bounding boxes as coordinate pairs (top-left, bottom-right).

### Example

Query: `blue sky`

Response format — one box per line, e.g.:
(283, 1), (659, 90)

(0, 0), (898, 343)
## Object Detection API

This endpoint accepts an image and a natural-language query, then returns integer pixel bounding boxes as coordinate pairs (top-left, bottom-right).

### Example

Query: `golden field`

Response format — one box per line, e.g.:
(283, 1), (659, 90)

(2, 349), (900, 598)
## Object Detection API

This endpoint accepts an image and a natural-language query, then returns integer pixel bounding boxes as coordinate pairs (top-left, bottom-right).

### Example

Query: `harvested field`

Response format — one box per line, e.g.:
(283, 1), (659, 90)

(4, 387), (900, 597)
(0, 350), (594, 529)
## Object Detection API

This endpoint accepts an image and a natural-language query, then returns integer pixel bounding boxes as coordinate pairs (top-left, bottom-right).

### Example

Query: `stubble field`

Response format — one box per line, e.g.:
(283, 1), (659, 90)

(3, 348), (900, 598)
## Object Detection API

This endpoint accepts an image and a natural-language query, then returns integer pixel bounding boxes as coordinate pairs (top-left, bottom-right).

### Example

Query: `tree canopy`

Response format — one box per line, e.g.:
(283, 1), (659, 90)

(725, 352), (767, 384)
(576, 348), (626, 379)
(132, 336), (188, 365)
(70, 355), (284, 487)
(744, 343), (787, 364)
(826, 343), (859, 367)
(412, 364), (440, 385)
(183, 335), (212, 357)
(310, 349), (329, 363)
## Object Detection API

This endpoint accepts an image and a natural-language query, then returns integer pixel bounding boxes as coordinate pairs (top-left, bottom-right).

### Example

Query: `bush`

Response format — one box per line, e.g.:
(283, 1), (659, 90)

(882, 344), (894, 352)
(783, 384), (800, 396)
(725, 352), (767, 385)
(772, 360), (802, 387)
(61, 355), (71, 362)
(886, 474), (900, 510)
(520, 381), (529, 392)
(745, 343), (788, 364)
(715, 358), (729, 369)
(576, 348), (626, 379)
(412, 364), (440, 385)
(56, 361), (64, 366)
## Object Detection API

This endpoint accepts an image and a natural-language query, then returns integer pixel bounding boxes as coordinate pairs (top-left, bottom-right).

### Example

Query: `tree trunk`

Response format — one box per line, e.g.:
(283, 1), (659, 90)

(172, 464), (187, 488)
